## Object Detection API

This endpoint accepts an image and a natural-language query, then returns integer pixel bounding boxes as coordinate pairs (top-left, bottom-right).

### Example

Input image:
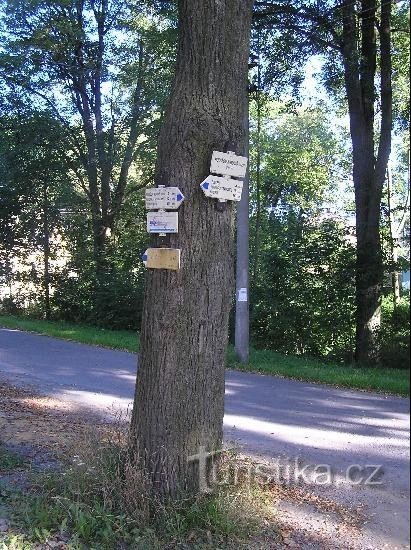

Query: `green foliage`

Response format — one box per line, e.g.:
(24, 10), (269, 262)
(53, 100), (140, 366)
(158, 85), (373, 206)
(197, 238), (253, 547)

(226, 347), (409, 396)
(0, 315), (139, 351)
(380, 296), (410, 370)
(250, 213), (356, 361)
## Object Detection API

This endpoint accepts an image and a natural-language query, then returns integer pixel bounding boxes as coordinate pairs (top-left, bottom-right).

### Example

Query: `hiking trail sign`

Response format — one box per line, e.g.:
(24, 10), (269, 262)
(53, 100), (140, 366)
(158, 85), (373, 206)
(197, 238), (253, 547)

(145, 187), (184, 210)
(200, 175), (243, 202)
(142, 248), (181, 270)
(146, 211), (178, 234)
(210, 151), (248, 178)
(201, 150), (248, 202)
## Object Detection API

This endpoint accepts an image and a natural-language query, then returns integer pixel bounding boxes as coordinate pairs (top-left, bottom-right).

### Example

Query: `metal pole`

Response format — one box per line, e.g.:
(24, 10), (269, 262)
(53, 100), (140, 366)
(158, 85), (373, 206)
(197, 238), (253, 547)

(235, 102), (250, 363)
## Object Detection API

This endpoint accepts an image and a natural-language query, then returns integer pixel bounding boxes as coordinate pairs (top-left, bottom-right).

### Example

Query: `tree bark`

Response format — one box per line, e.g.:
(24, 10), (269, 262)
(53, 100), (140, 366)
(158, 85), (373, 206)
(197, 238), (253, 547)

(342, 0), (392, 364)
(130, 0), (253, 498)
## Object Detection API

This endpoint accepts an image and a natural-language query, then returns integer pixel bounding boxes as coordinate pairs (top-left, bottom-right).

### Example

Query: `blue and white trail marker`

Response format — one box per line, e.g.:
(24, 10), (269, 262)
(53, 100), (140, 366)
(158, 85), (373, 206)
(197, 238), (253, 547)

(200, 150), (248, 202)
(145, 187), (185, 210)
(200, 175), (243, 202)
(146, 211), (178, 234)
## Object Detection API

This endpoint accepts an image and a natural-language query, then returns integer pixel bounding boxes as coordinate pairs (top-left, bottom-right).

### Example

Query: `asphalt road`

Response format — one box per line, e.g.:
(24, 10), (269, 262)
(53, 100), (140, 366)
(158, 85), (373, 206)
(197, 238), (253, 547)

(0, 328), (409, 548)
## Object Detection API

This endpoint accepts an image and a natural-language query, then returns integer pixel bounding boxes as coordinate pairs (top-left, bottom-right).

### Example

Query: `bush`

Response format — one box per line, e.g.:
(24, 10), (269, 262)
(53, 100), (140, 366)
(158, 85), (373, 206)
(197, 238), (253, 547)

(380, 296), (410, 369)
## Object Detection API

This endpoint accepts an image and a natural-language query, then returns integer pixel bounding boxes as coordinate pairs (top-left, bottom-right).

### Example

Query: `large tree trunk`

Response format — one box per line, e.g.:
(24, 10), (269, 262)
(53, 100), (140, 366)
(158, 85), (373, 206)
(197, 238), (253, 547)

(342, 0), (392, 364)
(130, 0), (253, 498)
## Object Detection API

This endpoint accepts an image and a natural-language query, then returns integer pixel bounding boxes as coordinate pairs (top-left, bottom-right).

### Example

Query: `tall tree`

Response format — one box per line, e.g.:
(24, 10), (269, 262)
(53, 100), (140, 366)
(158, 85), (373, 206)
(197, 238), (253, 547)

(341, 0), (392, 363)
(0, 0), (175, 309)
(130, 0), (254, 497)
(253, 0), (394, 363)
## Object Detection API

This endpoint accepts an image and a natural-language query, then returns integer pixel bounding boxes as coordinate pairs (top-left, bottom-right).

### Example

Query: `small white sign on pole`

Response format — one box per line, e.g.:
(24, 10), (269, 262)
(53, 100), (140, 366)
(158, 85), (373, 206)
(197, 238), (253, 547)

(210, 151), (248, 178)
(145, 187), (184, 210)
(200, 175), (243, 202)
(146, 211), (178, 234)
(238, 287), (248, 302)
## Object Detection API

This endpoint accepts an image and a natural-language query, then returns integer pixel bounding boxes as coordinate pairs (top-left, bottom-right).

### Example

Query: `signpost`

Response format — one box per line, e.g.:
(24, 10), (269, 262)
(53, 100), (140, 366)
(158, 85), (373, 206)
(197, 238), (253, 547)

(142, 248), (181, 270)
(146, 211), (178, 234)
(200, 175), (243, 202)
(145, 187), (184, 210)
(200, 150), (248, 203)
(210, 150), (248, 178)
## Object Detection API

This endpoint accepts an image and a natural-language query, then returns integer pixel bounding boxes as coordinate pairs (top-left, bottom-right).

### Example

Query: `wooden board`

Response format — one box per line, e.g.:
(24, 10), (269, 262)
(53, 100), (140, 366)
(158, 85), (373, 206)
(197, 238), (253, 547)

(200, 175), (243, 201)
(145, 187), (184, 210)
(146, 211), (178, 233)
(143, 248), (181, 270)
(210, 151), (248, 178)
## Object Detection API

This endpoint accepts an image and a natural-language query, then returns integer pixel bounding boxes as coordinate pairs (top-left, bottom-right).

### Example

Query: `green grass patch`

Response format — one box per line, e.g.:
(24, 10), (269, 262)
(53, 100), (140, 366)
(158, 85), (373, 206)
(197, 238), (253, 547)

(2, 429), (275, 549)
(227, 347), (410, 396)
(0, 447), (25, 471)
(0, 315), (139, 353)
(0, 314), (408, 396)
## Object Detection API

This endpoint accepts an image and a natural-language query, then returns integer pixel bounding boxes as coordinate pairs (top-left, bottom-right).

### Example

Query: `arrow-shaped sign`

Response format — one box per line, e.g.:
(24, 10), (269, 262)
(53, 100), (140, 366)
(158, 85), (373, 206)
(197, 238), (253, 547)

(142, 248), (181, 270)
(200, 175), (243, 202)
(145, 187), (185, 210)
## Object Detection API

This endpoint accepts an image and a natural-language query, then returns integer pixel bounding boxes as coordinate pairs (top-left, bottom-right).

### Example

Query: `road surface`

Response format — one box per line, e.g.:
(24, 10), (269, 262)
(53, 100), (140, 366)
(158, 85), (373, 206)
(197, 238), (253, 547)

(0, 328), (409, 548)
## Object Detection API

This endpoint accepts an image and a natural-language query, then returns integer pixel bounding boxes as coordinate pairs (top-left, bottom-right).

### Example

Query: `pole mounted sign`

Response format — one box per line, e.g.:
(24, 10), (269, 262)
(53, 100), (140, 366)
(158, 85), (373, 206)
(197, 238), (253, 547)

(200, 150), (248, 203)
(145, 187), (185, 210)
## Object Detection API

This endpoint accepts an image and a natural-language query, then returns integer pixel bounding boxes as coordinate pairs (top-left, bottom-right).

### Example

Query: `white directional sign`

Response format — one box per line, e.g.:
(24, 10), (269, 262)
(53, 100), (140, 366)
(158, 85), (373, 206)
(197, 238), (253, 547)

(142, 248), (181, 270)
(147, 211), (178, 234)
(145, 187), (185, 210)
(210, 151), (248, 178)
(200, 175), (243, 202)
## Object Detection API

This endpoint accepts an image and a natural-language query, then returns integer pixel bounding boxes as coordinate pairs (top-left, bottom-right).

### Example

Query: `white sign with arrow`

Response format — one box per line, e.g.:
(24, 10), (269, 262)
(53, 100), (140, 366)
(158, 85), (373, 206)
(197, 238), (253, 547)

(145, 187), (185, 210)
(210, 151), (248, 178)
(146, 211), (178, 234)
(200, 175), (243, 202)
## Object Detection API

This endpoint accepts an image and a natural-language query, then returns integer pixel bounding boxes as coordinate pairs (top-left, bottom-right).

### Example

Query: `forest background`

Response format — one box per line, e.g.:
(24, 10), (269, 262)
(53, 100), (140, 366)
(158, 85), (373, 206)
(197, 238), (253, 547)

(0, 0), (409, 370)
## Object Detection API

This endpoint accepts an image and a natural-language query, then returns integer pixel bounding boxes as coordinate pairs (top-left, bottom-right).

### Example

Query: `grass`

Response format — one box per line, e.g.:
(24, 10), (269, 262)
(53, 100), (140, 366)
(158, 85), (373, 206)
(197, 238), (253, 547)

(0, 447), (25, 471)
(0, 314), (409, 396)
(1, 423), (276, 549)
(227, 347), (409, 396)
(0, 314), (139, 352)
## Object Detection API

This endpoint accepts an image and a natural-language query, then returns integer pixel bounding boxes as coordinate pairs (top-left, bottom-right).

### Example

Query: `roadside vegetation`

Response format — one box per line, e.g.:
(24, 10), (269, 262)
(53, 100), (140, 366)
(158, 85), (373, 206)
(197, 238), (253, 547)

(1, 314), (408, 396)
(0, 390), (277, 549)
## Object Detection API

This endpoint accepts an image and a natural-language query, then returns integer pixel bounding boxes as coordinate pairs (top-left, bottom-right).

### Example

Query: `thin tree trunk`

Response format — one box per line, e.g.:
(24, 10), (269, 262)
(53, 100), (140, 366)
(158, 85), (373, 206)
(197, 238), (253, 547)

(387, 164), (400, 306)
(42, 181), (51, 320)
(130, 0), (253, 498)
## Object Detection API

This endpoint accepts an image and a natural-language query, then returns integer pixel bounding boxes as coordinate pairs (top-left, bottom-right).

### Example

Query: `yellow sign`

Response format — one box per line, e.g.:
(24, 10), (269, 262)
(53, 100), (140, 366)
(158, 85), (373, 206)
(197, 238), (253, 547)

(142, 248), (181, 270)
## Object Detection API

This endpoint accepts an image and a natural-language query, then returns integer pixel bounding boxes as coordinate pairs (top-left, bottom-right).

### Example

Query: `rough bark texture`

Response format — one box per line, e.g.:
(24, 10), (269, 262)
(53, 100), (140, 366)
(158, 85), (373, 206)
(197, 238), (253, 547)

(342, 0), (392, 364)
(130, 0), (253, 497)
